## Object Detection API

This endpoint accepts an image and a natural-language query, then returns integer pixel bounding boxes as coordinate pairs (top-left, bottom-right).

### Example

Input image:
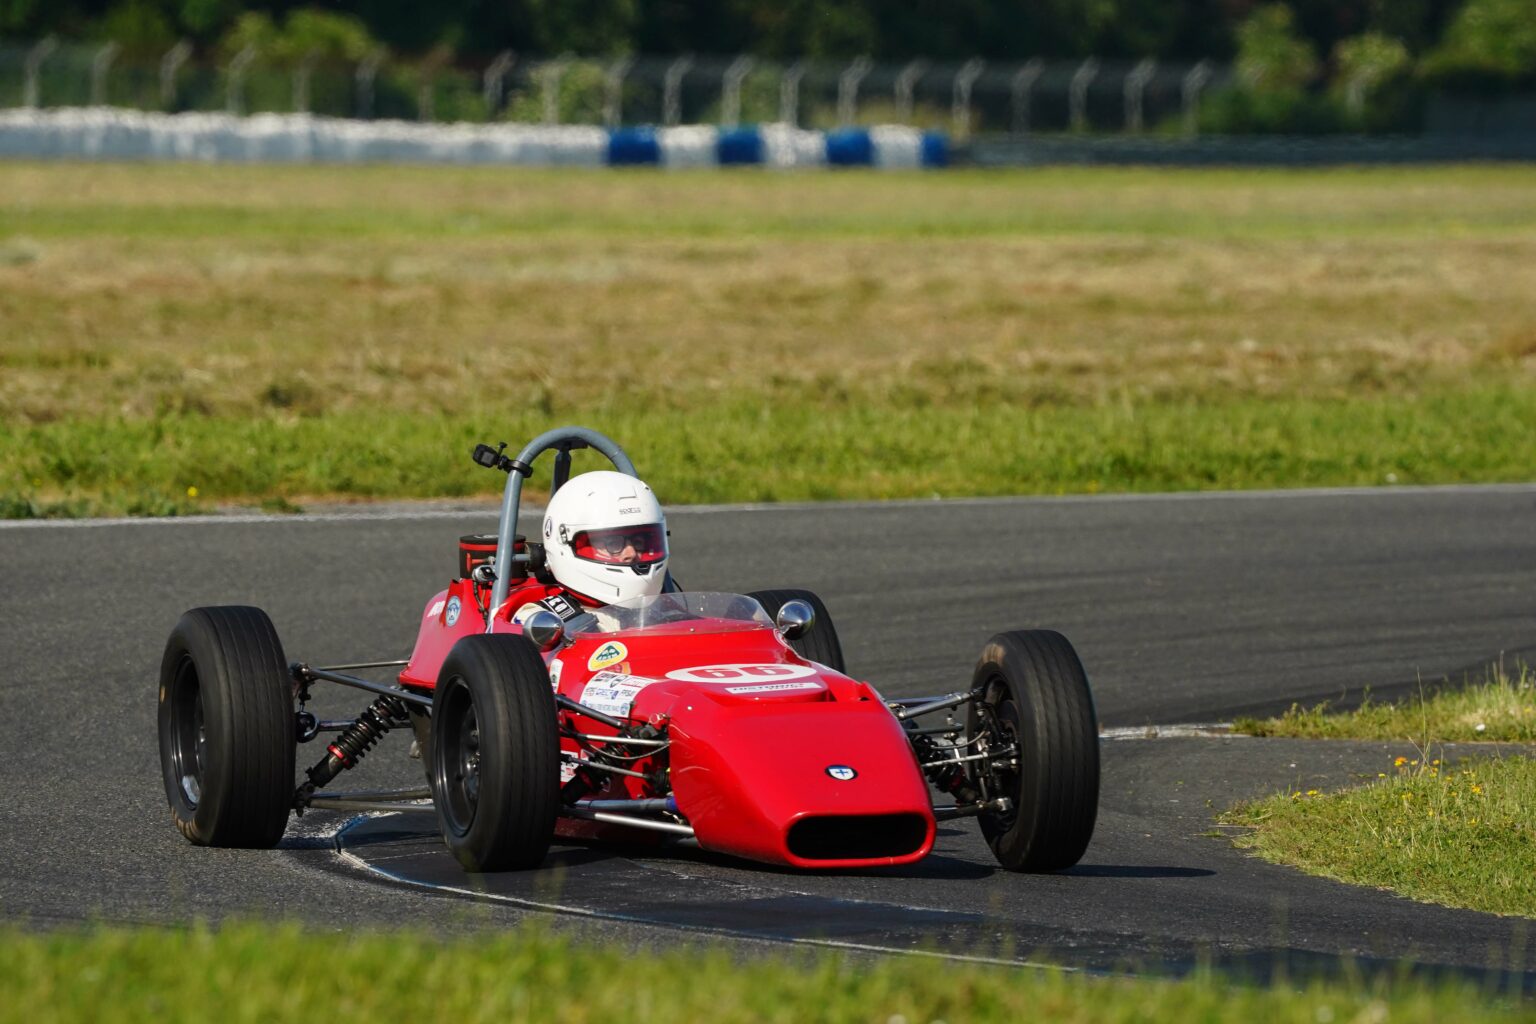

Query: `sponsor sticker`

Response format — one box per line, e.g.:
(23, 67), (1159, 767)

(548, 658), (563, 689)
(826, 765), (857, 781)
(588, 669), (634, 684)
(724, 681), (823, 695)
(444, 596), (461, 627)
(587, 641), (629, 671)
(665, 663), (819, 684)
(579, 675), (652, 718)
(428, 599), (445, 619)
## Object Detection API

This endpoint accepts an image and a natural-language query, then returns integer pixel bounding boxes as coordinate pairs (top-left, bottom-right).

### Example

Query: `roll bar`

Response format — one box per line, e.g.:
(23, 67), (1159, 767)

(481, 426), (638, 621)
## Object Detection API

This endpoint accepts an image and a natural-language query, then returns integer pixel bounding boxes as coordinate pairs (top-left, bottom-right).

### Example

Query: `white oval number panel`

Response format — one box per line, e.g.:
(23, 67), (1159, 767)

(664, 663), (819, 684)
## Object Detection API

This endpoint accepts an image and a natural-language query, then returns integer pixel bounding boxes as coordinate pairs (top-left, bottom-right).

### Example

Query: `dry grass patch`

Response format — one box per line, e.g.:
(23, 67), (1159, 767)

(2, 230), (1533, 423)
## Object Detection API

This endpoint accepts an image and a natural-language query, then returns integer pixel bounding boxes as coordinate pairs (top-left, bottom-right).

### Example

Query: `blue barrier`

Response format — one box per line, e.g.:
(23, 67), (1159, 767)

(920, 132), (949, 168)
(825, 129), (876, 167)
(607, 127), (661, 166)
(716, 127), (764, 166)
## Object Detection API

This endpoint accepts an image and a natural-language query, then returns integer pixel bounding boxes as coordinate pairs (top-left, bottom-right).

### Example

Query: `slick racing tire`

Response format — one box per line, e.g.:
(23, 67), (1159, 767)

(430, 634), (559, 872)
(158, 606), (296, 848)
(747, 589), (846, 674)
(966, 630), (1099, 872)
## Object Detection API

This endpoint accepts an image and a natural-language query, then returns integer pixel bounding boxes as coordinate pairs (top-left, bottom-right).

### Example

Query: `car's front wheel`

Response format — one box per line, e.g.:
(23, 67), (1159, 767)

(430, 634), (559, 871)
(158, 606), (296, 848)
(966, 629), (1099, 872)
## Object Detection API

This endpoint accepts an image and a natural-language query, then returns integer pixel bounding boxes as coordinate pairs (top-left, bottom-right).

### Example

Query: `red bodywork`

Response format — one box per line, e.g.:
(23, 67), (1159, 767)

(399, 578), (936, 869)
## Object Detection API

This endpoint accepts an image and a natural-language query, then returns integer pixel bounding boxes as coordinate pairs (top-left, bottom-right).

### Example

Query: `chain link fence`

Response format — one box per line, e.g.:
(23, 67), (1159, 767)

(0, 40), (1232, 138)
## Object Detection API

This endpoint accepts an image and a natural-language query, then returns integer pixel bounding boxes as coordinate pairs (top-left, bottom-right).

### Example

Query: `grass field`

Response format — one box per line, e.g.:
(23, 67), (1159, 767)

(1228, 661), (1536, 917)
(3, 162), (1535, 513)
(2, 921), (1530, 1023)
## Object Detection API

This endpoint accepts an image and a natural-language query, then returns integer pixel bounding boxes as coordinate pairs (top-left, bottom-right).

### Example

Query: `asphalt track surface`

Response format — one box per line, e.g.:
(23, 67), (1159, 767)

(3, 485), (1535, 980)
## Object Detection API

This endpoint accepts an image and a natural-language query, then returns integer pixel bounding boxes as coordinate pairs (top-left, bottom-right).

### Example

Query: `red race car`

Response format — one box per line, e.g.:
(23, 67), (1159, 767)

(158, 427), (1099, 873)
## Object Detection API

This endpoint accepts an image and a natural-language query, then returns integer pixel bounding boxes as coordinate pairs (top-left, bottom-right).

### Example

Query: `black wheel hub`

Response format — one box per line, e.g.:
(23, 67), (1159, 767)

(170, 658), (207, 809)
(435, 682), (482, 836)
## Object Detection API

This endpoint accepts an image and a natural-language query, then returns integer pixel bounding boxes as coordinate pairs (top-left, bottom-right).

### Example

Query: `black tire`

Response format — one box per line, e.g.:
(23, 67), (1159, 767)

(747, 588), (846, 674)
(429, 634), (559, 872)
(966, 630), (1099, 872)
(157, 606), (296, 848)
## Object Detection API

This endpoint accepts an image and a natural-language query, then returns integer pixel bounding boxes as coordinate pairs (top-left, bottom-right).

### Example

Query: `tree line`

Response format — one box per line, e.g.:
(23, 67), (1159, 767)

(3, 0), (1530, 77)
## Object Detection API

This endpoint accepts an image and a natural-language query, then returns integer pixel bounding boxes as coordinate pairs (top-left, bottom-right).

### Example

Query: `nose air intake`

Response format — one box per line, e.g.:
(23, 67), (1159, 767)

(785, 813), (931, 861)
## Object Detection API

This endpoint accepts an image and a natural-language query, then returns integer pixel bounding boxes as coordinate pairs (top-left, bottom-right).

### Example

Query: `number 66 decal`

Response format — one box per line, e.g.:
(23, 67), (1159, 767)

(665, 663), (819, 683)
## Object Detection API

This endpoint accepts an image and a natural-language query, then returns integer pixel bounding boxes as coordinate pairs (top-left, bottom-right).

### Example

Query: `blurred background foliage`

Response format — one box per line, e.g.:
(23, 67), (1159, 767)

(1, 0), (1533, 131)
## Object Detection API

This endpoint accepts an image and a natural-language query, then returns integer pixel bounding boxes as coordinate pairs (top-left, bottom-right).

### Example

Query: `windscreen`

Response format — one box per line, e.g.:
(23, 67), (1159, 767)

(571, 592), (773, 635)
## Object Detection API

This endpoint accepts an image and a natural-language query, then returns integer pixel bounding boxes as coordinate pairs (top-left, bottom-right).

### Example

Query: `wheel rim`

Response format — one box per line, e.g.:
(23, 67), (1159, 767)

(169, 655), (207, 809)
(435, 680), (481, 836)
(977, 676), (1022, 836)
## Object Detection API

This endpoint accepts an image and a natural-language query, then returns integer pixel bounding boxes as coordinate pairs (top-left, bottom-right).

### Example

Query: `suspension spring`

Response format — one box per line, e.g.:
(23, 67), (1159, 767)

(300, 695), (407, 795)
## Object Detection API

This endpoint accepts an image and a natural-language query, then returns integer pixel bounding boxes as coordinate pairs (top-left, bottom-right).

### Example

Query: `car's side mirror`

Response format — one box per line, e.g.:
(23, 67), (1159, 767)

(775, 600), (814, 640)
(522, 609), (566, 651)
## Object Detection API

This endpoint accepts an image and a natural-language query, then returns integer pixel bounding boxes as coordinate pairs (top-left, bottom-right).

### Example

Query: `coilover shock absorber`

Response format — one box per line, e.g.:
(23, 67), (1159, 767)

(296, 694), (407, 802)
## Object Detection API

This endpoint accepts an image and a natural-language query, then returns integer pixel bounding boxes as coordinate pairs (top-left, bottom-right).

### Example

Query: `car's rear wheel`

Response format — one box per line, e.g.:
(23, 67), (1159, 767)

(747, 589), (845, 673)
(158, 606), (296, 848)
(430, 634), (559, 871)
(966, 630), (1099, 872)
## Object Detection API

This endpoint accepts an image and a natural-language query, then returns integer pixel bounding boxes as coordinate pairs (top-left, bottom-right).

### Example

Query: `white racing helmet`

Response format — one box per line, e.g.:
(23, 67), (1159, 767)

(542, 470), (668, 605)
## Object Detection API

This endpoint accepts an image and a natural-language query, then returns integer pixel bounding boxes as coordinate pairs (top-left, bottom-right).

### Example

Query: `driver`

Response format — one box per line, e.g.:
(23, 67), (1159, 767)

(511, 470), (669, 628)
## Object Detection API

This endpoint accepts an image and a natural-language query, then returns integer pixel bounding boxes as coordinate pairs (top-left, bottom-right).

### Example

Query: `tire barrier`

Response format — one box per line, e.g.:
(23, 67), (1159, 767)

(0, 108), (949, 169)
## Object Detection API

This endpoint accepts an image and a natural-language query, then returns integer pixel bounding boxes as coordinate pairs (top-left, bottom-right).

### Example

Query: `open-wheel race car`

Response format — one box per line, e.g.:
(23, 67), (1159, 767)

(158, 426), (1100, 872)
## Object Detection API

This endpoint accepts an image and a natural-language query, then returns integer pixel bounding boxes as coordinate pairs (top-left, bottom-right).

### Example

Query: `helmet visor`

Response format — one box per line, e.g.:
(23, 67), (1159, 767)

(571, 524), (668, 566)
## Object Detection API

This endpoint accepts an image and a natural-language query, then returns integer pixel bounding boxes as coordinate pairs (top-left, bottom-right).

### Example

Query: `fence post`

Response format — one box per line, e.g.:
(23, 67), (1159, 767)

(225, 44), (256, 115)
(836, 55), (872, 127)
(1124, 57), (1155, 132)
(483, 50), (514, 118)
(160, 39), (191, 109)
(1344, 67), (1381, 120)
(603, 55), (633, 127)
(90, 41), (120, 107)
(355, 50), (384, 119)
(721, 54), (754, 128)
(539, 54), (572, 125)
(894, 59), (928, 124)
(662, 54), (693, 126)
(778, 60), (805, 127)
(418, 49), (452, 122)
(1068, 57), (1098, 132)
(1010, 59), (1043, 134)
(22, 36), (57, 109)
(293, 48), (319, 113)
(1181, 60), (1212, 137)
(951, 58), (985, 138)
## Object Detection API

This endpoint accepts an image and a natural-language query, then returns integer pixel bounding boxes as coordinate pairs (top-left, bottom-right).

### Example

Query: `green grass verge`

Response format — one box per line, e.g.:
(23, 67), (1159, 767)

(1234, 661), (1536, 743)
(1224, 755), (1536, 918)
(0, 921), (1528, 1023)
(1227, 662), (1536, 917)
(4, 386), (1533, 517)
